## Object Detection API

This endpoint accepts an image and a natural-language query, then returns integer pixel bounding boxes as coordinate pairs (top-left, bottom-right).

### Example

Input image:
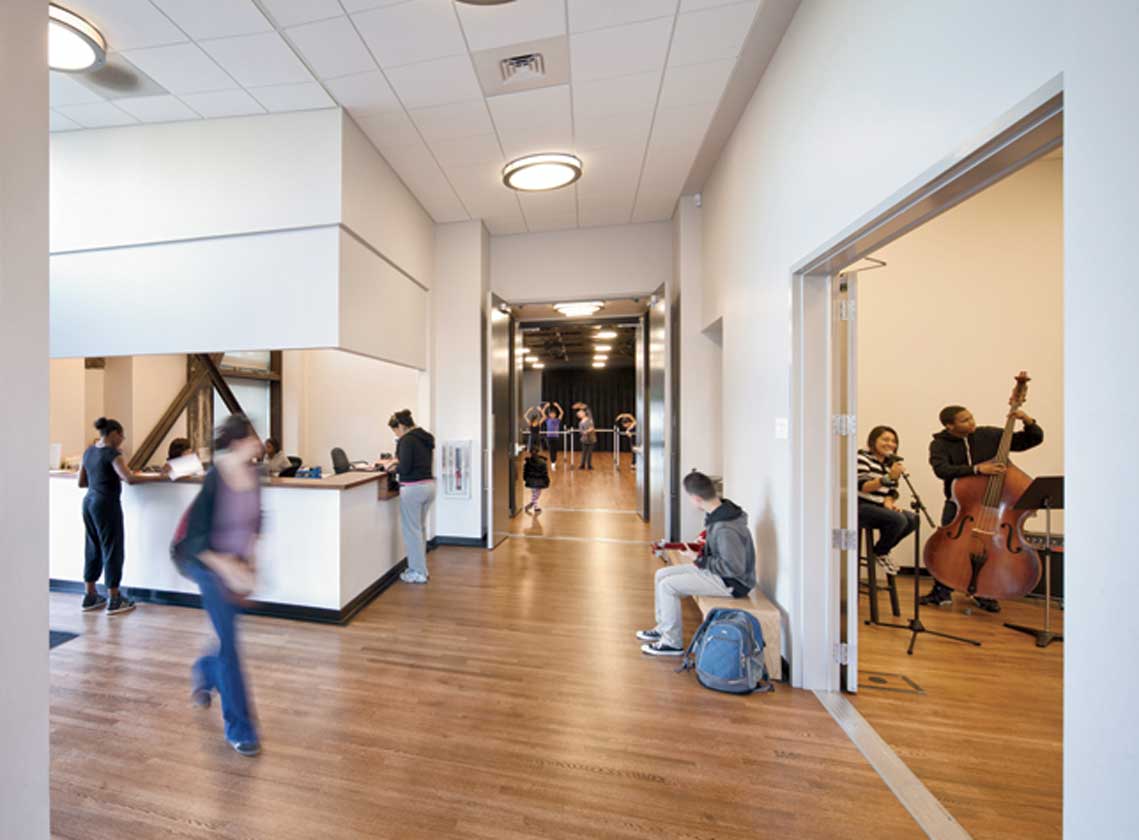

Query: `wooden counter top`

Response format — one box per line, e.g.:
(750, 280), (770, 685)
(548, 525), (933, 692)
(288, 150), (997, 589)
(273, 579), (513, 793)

(50, 469), (395, 493)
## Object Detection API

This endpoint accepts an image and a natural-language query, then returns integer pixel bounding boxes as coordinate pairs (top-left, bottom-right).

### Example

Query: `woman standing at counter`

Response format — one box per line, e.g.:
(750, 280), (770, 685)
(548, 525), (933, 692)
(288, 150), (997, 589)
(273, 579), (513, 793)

(380, 410), (435, 585)
(77, 417), (139, 615)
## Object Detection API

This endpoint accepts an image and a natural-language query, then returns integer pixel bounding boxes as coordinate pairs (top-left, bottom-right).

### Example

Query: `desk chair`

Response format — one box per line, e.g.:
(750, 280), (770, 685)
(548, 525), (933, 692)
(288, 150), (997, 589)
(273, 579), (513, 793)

(331, 447), (351, 475)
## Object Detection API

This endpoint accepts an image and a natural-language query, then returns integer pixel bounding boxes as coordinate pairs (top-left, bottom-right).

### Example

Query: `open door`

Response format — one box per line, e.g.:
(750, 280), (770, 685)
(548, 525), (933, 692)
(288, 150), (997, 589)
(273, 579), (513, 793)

(833, 272), (859, 691)
(486, 293), (519, 549)
(647, 286), (667, 540)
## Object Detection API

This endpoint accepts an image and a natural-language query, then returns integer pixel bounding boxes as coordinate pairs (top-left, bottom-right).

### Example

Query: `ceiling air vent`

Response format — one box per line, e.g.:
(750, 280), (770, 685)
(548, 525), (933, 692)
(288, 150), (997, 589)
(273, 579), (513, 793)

(500, 53), (545, 85)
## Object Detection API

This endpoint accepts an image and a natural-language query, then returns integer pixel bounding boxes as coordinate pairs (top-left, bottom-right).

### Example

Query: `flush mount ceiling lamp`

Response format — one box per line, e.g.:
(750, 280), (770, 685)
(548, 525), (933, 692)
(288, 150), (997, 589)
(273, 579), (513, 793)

(553, 301), (603, 318)
(49, 4), (107, 72)
(503, 153), (583, 192)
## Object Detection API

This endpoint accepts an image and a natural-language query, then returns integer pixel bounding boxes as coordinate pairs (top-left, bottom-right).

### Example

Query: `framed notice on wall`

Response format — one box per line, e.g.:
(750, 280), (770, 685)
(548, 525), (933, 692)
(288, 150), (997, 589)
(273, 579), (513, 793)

(442, 440), (472, 498)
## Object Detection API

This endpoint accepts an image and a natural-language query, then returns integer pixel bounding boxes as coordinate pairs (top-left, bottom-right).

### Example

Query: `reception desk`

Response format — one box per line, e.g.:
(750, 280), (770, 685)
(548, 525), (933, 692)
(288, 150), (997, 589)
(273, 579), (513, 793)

(49, 471), (403, 623)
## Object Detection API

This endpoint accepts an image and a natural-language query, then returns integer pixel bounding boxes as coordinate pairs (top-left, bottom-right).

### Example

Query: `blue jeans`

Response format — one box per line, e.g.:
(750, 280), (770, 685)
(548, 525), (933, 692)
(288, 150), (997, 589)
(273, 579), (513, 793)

(189, 562), (257, 745)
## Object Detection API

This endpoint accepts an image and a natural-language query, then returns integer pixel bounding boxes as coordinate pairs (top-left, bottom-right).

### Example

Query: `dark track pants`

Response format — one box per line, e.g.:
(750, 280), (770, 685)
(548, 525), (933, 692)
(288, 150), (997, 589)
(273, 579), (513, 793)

(82, 493), (125, 589)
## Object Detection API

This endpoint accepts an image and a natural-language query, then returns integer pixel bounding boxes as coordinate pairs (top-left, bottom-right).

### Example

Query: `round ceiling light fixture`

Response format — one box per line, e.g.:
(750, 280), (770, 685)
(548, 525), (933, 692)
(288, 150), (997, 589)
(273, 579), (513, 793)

(49, 4), (107, 72)
(503, 153), (583, 192)
(553, 301), (603, 318)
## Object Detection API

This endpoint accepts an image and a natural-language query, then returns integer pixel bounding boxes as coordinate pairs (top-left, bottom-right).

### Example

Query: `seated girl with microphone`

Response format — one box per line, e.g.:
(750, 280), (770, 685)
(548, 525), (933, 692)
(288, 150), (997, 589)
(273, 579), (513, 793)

(857, 425), (917, 575)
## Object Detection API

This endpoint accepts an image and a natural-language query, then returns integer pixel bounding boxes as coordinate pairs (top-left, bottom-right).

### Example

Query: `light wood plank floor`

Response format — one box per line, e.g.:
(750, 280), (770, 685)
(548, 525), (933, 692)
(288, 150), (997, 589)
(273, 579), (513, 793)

(49, 473), (923, 838)
(854, 583), (1064, 839)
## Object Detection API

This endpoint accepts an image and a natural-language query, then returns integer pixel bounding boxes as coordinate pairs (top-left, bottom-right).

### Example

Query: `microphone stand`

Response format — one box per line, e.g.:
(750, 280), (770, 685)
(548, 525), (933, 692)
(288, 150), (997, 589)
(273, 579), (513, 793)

(872, 467), (981, 654)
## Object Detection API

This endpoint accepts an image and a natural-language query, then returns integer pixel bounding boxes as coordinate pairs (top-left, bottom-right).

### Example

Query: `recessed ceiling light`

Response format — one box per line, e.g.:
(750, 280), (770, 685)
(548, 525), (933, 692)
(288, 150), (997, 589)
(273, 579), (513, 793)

(554, 301), (603, 318)
(592, 361), (606, 368)
(593, 344), (612, 352)
(503, 153), (583, 192)
(593, 355), (608, 362)
(595, 330), (618, 340)
(532, 362), (545, 369)
(49, 4), (107, 73)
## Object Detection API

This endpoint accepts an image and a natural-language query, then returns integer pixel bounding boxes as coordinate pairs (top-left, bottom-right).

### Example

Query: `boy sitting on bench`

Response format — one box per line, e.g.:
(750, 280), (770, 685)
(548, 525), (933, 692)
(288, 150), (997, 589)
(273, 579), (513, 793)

(638, 472), (757, 656)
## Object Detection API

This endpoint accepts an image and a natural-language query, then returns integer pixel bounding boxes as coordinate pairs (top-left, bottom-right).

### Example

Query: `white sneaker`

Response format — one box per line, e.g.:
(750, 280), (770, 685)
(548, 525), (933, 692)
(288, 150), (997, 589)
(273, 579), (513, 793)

(400, 570), (428, 584)
(875, 553), (900, 576)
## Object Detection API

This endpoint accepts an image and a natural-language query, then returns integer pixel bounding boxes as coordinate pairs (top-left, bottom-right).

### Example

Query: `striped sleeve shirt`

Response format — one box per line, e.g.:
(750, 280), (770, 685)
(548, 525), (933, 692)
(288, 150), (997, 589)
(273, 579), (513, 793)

(857, 450), (898, 505)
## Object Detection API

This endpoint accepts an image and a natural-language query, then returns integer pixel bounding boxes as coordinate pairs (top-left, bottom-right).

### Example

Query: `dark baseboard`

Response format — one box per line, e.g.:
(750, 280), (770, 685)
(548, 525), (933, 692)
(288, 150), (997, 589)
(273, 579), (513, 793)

(50, 560), (408, 626)
(429, 536), (486, 549)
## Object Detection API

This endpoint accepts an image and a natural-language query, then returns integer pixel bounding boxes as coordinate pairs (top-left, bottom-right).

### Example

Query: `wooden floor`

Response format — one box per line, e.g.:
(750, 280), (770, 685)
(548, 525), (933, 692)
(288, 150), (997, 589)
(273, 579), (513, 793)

(48, 459), (924, 839)
(853, 582), (1064, 839)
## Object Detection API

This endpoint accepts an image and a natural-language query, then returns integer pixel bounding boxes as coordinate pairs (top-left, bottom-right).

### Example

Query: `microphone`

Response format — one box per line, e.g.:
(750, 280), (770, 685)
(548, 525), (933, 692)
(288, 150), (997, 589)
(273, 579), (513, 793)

(884, 453), (909, 477)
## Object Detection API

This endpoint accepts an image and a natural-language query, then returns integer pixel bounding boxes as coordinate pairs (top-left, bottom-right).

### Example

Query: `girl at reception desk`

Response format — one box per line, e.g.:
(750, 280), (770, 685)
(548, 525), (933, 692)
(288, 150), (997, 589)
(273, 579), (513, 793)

(78, 417), (141, 615)
(378, 410), (435, 585)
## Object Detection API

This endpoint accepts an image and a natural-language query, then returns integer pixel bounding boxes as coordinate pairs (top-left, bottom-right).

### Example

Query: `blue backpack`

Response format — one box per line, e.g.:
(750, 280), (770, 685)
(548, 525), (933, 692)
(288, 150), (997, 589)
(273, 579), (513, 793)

(678, 608), (774, 694)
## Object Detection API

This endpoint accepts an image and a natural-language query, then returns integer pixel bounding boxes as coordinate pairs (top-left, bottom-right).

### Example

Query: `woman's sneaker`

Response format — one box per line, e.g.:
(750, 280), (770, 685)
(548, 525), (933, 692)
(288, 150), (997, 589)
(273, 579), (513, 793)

(875, 553), (900, 576)
(81, 593), (107, 612)
(399, 570), (428, 584)
(635, 629), (661, 642)
(106, 595), (135, 616)
(641, 641), (684, 656)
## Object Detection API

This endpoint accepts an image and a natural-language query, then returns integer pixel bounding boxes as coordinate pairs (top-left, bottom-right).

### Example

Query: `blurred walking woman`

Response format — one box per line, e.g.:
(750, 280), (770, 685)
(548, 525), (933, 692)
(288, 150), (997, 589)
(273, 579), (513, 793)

(174, 415), (264, 757)
(78, 417), (139, 615)
(380, 409), (435, 585)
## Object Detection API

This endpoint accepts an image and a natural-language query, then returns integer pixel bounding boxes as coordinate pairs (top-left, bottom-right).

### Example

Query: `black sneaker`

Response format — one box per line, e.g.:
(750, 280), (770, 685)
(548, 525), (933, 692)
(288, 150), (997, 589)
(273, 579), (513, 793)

(972, 596), (1001, 613)
(106, 595), (136, 616)
(641, 641), (684, 657)
(919, 587), (953, 607)
(635, 629), (661, 642)
(81, 593), (107, 612)
(191, 687), (212, 709)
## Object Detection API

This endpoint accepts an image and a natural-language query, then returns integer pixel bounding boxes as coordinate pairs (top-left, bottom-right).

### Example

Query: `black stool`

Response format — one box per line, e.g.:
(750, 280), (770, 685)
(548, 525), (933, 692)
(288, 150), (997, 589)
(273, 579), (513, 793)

(859, 525), (901, 624)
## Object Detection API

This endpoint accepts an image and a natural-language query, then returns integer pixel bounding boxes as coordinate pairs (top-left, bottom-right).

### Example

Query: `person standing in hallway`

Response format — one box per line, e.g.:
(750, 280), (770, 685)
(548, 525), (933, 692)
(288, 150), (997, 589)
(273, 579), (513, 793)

(77, 417), (139, 615)
(577, 408), (597, 470)
(542, 402), (564, 471)
(638, 472), (756, 656)
(174, 414), (264, 757)
(379, 409), (436, 584)
(523, 442), (550, 514)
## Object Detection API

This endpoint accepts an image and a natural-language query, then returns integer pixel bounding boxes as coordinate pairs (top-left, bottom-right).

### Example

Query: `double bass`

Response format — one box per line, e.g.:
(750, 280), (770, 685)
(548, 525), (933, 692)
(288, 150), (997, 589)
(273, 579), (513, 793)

(923, 372), (1043, 601)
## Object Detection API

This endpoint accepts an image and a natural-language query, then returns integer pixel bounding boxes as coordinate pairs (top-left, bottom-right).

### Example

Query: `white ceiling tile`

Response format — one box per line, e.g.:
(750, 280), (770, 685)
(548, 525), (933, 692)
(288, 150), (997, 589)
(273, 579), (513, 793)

(113, 94), (200, 123)
(571, 16), (673, 83)
(648, 100), (717, 147)
(248, 82), (335, 112)
(487, 85), (572, 158)
(50, 110), (83, 132)
(151, 0), (273, 40)
(341, 0), (406, 11)
(356, 110), (423, 149)
(572, 70), (659, 121)
(286, 16), (376, 79)
(518, 187), (578, 232)
(201, 32), (315, 89)
(679, 0), (748, 10)
(668, 1), (758, 66)
(352, 0), (467, 69)
(372, 140), (470, 221)
(578, 200), (634, 228)
(417, 191), (469, 224)
(54, 102), (138, 128)
(260, 0), (345, 28)
(447, 164), (522, 220)
(120, 43), (238, 94)
(484, 213), (528, 235)
(657, 58), (734, 108)
(50, 73), (104, 106)
(568, 0), (677, 34)
(428, 133), (504, 168)
(456, 0), (566, 51)
(181, 89), (266, 118)
(64, 0), (187, 50)
(325, 70), (402, 116)
(386, 55), (483, 109)
(631, 190), (677, 222)
(409, 100), (495, 142)
(574, 108), (652, 150)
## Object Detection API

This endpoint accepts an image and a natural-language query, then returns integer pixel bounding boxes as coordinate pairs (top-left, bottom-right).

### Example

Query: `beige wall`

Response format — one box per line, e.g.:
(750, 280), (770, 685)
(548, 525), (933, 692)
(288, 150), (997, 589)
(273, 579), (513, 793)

(49, 359), (86, 463)
(857, 156), (1064, 562)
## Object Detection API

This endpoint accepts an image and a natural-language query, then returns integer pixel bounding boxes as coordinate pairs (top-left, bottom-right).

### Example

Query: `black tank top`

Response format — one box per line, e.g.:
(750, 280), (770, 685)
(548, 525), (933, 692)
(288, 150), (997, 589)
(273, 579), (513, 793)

(83, 445), (122, 500)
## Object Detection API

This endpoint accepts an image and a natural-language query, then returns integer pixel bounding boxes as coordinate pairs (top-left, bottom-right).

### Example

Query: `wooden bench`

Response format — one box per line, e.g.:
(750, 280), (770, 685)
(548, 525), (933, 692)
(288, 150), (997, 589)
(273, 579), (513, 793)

(661, 550), (783, 681)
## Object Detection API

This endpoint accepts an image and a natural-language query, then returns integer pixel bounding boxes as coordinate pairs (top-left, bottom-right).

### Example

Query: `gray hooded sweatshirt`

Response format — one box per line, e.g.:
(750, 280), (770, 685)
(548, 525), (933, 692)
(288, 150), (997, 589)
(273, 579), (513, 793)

(696, 499), (757, 597)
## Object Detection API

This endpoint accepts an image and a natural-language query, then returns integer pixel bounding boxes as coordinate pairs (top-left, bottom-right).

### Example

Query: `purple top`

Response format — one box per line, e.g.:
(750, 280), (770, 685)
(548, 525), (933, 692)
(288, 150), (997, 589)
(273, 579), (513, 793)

(210, 468), (261, 557)
(544, 417), (561, 437)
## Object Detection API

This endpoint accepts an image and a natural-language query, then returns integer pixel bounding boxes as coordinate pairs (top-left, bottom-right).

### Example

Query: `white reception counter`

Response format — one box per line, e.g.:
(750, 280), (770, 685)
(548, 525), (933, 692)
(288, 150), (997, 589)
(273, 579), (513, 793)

(50, 471), (404, 622)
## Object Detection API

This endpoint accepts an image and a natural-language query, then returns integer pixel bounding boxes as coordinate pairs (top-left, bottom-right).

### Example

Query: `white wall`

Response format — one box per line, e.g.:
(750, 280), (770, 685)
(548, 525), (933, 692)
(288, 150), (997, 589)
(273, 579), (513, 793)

(699, 0), (1065, 687)
(1065, 3), (1139, 836)
(491, 222), (672, 302)
(432, 221), (489, 540)
(0, 2), (49, 834)
(857, 156), (1064, 562)
(50, 109), (341, 252)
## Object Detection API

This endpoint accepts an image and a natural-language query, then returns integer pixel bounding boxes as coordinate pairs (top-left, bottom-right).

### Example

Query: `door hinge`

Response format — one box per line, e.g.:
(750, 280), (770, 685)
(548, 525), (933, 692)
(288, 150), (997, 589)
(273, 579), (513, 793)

(832, 528), (858, 551)
(832, 414), (857, 436)
(834, 642), (849, 665)
(838, 300), (856, 321)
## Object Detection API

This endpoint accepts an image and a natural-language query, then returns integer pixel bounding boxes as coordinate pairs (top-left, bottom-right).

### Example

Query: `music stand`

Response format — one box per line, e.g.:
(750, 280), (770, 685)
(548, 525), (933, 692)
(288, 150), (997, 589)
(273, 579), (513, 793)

(1005, 476), (1064, 648)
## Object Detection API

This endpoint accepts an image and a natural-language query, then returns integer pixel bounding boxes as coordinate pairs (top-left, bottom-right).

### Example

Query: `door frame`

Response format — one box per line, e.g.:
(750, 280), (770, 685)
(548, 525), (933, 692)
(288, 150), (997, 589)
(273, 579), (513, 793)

(789, 77), (1063, 691)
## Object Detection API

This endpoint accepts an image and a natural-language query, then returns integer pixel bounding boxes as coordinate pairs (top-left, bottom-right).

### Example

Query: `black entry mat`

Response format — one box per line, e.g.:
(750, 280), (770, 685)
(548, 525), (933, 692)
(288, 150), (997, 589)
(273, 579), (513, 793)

(50, 630), (79, 649)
